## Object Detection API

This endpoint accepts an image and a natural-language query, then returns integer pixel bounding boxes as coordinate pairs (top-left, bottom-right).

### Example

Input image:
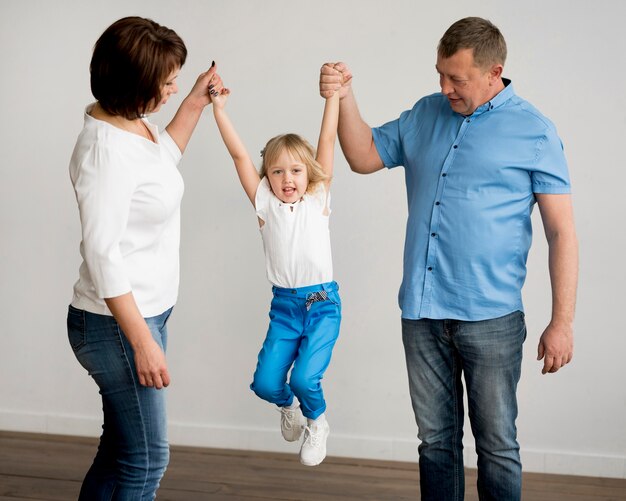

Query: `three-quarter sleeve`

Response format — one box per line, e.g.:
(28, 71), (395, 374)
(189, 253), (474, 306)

(71, 144), (135, 298)
(159, 129), (183, 165)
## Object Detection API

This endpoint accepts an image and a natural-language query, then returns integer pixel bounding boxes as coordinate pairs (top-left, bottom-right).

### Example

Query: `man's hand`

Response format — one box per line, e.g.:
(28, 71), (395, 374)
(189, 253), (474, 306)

(537, 322), (573, 374)
(319, 62), (352, 99)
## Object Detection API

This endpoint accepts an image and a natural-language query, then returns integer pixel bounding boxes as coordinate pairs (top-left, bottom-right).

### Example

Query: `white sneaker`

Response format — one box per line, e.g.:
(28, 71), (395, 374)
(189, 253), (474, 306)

(280, 405), (306, 442)
(300, 417), (330, 466)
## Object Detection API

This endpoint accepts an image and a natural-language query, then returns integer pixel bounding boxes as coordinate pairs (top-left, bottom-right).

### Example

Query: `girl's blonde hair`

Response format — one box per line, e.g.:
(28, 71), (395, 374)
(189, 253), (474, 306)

(259, 134), (329, 193)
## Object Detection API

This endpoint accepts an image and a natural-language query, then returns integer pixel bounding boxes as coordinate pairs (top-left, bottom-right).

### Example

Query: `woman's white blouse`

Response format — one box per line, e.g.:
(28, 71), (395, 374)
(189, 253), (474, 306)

(69, 104), (184, 317)
(255, 177), (333, 289)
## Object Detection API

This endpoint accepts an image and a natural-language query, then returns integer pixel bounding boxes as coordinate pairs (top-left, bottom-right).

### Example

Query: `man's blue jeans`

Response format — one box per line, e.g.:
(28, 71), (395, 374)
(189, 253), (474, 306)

(67, 305), (172, 501)
(402, 311), (526, 501)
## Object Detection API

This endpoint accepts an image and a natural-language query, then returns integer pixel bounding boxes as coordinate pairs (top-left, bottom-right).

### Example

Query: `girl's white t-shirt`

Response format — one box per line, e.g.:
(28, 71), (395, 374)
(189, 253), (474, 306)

(255, 177), (333, 289)
(69, 104), (184, 317)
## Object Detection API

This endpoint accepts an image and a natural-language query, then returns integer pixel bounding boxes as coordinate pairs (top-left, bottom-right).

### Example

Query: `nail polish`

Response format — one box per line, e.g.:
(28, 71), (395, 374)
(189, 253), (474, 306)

(211, 60), (215, 67)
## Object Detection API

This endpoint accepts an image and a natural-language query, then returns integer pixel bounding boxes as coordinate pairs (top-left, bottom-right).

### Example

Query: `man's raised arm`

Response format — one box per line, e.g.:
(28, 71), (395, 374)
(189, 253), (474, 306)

(319, 62), (384, 174)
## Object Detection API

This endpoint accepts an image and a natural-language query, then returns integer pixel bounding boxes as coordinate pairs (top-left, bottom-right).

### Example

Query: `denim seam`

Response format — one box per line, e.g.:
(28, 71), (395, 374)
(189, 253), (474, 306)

(451, 348), (462, 500)
(114, 322), (151, 496)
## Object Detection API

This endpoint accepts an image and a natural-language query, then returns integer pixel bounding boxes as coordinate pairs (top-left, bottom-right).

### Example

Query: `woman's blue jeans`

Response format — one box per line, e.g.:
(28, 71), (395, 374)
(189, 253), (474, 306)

(67, 305), (172, 501)
(251, 281), (341, 420)
(401, 311), (526, 501)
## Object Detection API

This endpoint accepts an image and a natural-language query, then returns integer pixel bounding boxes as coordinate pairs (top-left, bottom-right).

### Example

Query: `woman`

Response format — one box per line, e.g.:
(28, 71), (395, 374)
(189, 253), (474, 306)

(67, 16), (222, 499)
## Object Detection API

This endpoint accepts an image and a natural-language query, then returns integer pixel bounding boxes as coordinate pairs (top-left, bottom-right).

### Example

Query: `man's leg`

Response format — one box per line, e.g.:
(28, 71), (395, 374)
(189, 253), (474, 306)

(458, 311), (526, 501)
(402, 318), (465, 501)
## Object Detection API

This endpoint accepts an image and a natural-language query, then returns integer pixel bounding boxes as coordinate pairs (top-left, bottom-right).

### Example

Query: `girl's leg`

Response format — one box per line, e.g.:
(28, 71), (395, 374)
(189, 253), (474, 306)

(67, 306), (171, 501)
(289, 290), (341, 420)
(250, 294), (303, 407)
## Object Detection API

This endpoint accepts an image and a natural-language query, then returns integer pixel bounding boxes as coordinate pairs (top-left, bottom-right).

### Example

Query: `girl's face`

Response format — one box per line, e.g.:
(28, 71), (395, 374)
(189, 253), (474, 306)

(267, 149), (309, 204)
(148, 67), (180, 114)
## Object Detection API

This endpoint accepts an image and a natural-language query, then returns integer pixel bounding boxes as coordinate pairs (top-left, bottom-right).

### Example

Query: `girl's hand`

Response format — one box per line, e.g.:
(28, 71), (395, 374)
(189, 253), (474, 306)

(186, 62), (225, 108)
(210, 87), (231, 110)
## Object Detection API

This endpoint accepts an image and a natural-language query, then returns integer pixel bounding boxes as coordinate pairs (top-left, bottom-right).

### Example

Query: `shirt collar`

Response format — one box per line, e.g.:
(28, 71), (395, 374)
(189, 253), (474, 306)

(471, 78), (514, 117)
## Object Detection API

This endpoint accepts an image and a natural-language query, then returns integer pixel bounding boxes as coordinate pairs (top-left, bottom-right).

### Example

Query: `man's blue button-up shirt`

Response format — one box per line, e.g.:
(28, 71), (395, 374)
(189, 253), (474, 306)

(372, 80), (571, 320)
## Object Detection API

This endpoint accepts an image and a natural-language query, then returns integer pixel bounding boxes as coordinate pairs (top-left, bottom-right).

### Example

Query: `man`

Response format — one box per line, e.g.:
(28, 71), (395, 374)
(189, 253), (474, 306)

(320, 17), (578, 501)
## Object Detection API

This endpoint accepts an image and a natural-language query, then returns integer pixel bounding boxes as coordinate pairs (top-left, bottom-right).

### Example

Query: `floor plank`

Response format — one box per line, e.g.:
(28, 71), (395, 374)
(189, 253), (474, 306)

(1, 431), (624, 500)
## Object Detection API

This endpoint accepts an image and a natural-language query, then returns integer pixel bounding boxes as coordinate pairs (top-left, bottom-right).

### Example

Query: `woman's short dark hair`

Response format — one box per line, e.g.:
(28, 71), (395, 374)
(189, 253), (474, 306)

(90, 16), (187, 119)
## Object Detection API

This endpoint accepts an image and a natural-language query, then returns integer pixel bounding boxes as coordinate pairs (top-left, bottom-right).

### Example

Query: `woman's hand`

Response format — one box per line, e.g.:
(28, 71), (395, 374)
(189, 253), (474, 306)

(166, 62), (229, 152)
(133, 338), (170, 389)
(104, 293), (171, 389)
(185, 62), (225, 109)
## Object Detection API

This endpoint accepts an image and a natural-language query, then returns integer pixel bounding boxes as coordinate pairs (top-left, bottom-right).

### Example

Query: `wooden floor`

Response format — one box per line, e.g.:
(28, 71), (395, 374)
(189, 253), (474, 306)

(1, 432), (625, 500)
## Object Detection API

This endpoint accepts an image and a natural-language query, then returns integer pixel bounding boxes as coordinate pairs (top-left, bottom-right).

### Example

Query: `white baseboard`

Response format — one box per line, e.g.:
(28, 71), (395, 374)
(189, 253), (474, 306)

(1, 411), (624, 479)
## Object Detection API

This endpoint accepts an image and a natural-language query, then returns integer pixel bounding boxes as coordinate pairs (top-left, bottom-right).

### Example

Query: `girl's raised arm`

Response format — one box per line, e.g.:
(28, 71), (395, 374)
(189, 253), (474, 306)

(212, 90), (261, 207)
(315, 89), (340, 189)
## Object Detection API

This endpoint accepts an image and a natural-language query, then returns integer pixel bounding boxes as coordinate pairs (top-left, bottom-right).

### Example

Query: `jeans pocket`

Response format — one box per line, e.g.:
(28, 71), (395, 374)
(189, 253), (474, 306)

(67, 305), (86, 351)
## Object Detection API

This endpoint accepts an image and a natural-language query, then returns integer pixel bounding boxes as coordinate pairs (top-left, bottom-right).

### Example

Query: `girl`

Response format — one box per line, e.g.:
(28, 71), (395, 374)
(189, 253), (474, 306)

(67, 17), (223, 499)
(211, 72), (341, 466)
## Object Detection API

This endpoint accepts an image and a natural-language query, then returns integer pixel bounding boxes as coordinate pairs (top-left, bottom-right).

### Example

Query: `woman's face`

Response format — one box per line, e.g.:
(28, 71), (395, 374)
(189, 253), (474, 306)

(148, 67), (180, 114)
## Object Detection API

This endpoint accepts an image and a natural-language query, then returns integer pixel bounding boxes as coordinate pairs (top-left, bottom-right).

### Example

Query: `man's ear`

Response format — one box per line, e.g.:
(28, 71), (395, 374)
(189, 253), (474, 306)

(489, 64), (504, 84)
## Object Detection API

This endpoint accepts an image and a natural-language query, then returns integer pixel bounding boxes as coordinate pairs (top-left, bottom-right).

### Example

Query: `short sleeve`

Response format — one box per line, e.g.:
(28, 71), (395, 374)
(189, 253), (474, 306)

(531, 125), (571, 194)
(372, 118), (403, 168)
(306, 182), (331, 214)
(254, 177), (274, 221)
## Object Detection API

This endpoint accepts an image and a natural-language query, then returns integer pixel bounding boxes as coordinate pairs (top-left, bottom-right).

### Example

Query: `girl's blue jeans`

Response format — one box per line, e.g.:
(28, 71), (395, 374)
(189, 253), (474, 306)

(401, 310), (526, 501)
(250, 281), (341, 420)
(67, 304), (172, 501)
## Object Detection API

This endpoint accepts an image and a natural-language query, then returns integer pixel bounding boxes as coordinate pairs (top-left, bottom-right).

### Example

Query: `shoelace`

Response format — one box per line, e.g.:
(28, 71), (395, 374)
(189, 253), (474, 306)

(304, 425), (322, 446)
(280, 408), (297, 430)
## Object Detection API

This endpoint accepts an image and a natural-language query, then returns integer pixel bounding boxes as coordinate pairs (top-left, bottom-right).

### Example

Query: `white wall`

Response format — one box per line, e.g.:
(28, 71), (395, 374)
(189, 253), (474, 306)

(1, 0), (625, 479)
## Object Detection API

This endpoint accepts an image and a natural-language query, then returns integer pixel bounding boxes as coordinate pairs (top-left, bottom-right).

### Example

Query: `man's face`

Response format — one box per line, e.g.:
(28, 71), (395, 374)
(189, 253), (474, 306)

(436, 48), (501, 116)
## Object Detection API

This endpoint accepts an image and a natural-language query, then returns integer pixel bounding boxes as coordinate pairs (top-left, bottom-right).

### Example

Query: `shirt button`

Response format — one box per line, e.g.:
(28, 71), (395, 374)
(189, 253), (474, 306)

(466, 119), (470, 123)
(453, 145), (458, 149)
(442, 173), (447, 177)
(435, 201), (440, 205)
(427, 267), (433, 271)
(431, 233), (436, 237)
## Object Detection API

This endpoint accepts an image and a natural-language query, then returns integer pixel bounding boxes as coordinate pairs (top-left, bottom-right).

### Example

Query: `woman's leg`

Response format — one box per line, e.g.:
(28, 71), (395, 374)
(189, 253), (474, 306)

(67, 306), (171, 501)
